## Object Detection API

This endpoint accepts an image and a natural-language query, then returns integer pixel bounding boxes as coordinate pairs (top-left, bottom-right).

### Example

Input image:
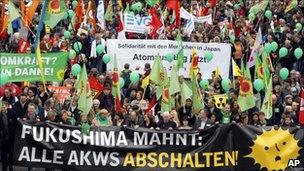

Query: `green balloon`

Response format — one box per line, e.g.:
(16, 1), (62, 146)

(72, 0), (78, 9)
(73, 42), (82, 52)
(271, 41), (278, 52)
(248, 13), (255, 22)
(296, 23), (302, 31)
(279, 68), (289, 80)
(119, 77), (125, 88)
(96, 44), (105, 55)
(68, 49), (76, 59)
(279, 47), (288, 58)
(229, 34), (235, 43)
(221, 79), (231, 92)
(130, 72), (140, 84)
(165, 52), (174, 63)
(294, 47), (303, 59)
(205, 51), (214, 62)
(68, 9), (74, 18)
(264, 43), (272, 54)
(102, 54), (111, 64)
(64, 31), (71, 39)
(253, 79), (264, 91)
(199, 79), (209, 89)
(131, 2), (142, 13)
(0, 73), (9, 86)
(233, 4), (240, 10)
(265, 10), (272, 19)
(71, 64), (81, 76)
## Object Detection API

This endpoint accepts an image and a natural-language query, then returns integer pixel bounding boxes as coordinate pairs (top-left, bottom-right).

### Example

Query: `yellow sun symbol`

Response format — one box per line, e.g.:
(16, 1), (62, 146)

(245, 127), (302, 171)
(56, 69), (65, 80)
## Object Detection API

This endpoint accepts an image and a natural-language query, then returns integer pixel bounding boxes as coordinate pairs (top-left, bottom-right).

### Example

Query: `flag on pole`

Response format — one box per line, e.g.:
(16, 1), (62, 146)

(161, 70), (171, 113)
(34, 0), (49, 87)
(112, 55), (122, 112)
(248, 28), (263, 68)
(44, 0), (67, 29)
(180, 80), (192, 107)
(34, 0), (49, 49)
(86, 0), (97, 31)
(249, 0), (269, 14)
(169, 65), (181, 96)
(261, 75), (273, 119)
(150, 54), (165, 86)
(191, 72), (203, 114)
(176, 30), (184, 70)
(36, 43), (46, 85)
(6, 1), (21, 35)
(189, 48), (199, 78)
(166, 0), (180, 28)
(299, 88), (304, 125)
(117, 11), (126, 39)
(141, 75), (150, 89)
(149, 7), (163, 39)
(20, 0), (39, 27)
(237, 61), (255, 112)
(285, 0), (298, 13)
(104, 0), (114, 21)
(75, 65), (93, 115)
(232, 59), (242, 77)
(75, 0), (85, 27)
(0, 0), (9, 35)
(96, 0), (105, 30)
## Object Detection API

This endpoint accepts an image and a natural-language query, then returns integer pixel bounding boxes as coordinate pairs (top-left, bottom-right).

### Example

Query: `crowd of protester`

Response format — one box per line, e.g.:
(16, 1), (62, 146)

(1, 0), (304, 132)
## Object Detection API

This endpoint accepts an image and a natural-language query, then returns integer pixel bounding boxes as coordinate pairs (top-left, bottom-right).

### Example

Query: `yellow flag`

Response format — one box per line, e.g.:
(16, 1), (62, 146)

(213, 94), (228, 109)
(141, 75), (150, 88)
(232, 59), (242, 77)
(36, 43), (46, 85)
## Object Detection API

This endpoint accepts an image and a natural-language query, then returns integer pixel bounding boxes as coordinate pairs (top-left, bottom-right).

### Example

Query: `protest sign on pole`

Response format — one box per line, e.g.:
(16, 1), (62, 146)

(124, 13), (151, 33)
(0, 52), (68, 82)
(106, 39), (231, 79)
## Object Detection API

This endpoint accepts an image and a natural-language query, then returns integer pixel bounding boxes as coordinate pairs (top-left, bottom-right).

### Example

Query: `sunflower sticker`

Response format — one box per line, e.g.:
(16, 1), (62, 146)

(245, 127), (302, 171)
(56, 69), (65, 81)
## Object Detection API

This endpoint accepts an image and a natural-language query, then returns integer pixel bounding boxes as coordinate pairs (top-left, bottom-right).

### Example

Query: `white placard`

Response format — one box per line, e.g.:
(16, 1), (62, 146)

(106, 39), (231, 79)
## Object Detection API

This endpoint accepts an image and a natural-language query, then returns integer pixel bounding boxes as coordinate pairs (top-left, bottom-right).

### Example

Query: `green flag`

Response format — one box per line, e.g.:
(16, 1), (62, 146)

(150, 54), (165, 86)
(181, 80), (192, 107)
(161, 70), (171, 113)
(169, 65), (181, 96)
(262, 52), (271, 85)
(261, 75), (273, 119)
(176, 31), (184, 69)
(104, 0), (114, 21)
(237, 61), (255, 112)
(191, 72), (204, 114)
(44, 0), (67, 28)
(75, 65), (93, 115)
(249, 0), (269, 14)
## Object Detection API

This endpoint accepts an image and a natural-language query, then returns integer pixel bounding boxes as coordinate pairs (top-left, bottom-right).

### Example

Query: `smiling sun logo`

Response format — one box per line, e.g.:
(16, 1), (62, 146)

(245, 127), (302, 171)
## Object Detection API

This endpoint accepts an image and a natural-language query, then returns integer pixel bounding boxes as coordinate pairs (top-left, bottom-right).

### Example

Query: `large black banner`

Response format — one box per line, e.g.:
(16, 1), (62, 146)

(14, 120), (304, 171)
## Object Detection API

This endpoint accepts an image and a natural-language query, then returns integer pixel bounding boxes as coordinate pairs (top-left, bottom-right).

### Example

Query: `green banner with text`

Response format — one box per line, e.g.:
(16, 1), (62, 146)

(0, 52), (68, 82)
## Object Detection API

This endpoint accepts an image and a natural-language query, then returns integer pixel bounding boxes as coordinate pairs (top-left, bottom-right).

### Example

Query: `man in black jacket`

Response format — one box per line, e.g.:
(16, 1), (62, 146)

(13, 93), (29, 119)
(0, 101), (17, 171)
(157, 112), (177, 130)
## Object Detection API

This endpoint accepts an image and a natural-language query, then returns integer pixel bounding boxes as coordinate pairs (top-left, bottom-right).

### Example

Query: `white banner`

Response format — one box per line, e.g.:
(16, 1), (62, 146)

(106, 39), (231, 79)
(124, 13), (151, 33)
